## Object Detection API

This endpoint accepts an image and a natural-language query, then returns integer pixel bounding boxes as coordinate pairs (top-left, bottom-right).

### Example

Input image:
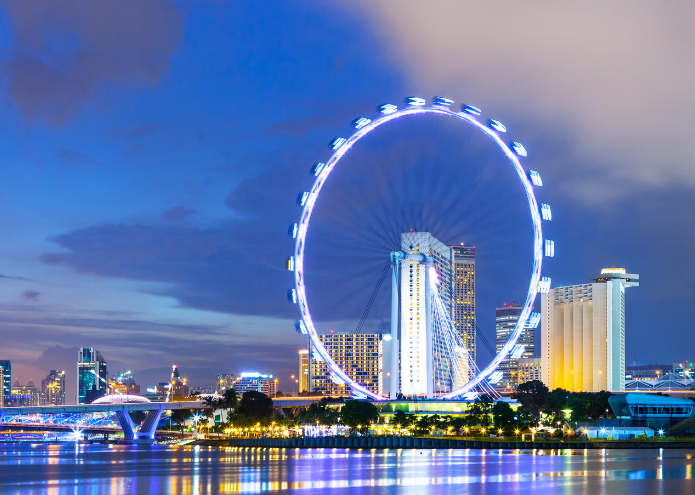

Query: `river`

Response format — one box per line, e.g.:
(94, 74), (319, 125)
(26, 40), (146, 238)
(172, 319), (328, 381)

(0, 444), (693, 494)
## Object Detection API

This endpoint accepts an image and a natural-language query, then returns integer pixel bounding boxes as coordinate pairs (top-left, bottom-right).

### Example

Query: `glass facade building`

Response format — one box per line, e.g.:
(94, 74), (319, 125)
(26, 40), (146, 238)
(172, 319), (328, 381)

(0, 360), (11, 405)
(495, 303), (535, 392)
(78, 347), (108, 404)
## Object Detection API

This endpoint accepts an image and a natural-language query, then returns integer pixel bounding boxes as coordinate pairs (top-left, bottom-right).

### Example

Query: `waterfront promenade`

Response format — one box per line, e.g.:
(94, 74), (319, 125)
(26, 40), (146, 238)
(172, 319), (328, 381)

(229, 436), (695, 450)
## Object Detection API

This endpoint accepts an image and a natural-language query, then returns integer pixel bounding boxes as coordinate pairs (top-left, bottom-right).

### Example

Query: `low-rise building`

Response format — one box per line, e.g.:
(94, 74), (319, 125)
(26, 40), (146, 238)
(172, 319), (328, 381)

(234, 373), (278, 397)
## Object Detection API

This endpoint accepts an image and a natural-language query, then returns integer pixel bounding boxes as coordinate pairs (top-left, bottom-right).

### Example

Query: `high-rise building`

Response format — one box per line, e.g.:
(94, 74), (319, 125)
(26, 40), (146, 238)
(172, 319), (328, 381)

(310, 333), (383, 396)
(395, 232), (476, 397)
(41, 370), (66, 406)
(170, 365), (189, 397)
(453, 244), (476, 363)
(518, 358), (542, 384)
(78, 347), (108, 404)
(10, 379), (40, 406)
(109, 371), (140, 396)
(216, 374), (237, 394)
(541, 268), (639, 392)
(0, 360), (11, 404)
(234, 372), (278, 397)
(298, 350), (309, 394)
(399, 232), (451, 396)
(0, 367), (3, 407)
(495, 303), (535, 392)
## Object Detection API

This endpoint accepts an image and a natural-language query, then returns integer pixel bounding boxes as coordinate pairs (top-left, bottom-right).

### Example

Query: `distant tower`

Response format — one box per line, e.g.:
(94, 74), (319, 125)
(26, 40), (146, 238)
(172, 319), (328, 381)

(495, 303), (534, 392)
(453, 245), (476, 363)
(77, 348), (107, 404)
(298, 350), (309, 394)
(541, 268), (639, 392)
(41, 370), (66, 406)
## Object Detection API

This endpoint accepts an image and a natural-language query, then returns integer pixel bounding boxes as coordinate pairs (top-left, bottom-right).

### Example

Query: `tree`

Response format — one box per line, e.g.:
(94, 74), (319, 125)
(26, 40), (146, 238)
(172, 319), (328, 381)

(237, 391), (274, 420)
(171, 409), (193, 434)
(393, 410), (411, 429)
(517, 380), (549, 411)
(545, 388), (570, 416)
(567, 396), (589, 422)
(341, 400), (378, 434)
(492, 401), (516, 431)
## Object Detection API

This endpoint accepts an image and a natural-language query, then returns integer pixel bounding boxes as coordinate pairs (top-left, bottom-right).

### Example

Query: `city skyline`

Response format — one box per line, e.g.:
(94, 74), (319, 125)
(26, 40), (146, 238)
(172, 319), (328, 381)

(2, 2), (695, 402)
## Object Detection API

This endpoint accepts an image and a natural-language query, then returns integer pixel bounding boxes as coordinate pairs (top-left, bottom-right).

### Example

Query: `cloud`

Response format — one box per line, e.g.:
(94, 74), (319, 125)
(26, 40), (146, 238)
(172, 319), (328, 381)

(0, 274), (32, 281)
(344, 1), (695, 200)
(58, 149), (100, 167)
(0, 303), (303, 396)
(163, 207), (198, 223)
(22, 289), (40, 301)
(3, 0), (186, 125)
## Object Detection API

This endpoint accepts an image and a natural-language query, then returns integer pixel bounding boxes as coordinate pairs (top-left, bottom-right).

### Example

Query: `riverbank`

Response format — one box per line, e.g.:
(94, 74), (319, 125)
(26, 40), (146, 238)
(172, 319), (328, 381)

(228, 436), (695, 449)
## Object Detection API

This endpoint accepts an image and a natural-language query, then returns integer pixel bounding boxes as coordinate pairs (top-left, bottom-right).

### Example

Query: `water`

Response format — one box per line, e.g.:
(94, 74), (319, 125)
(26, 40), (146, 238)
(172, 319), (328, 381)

(0, 444), (694, 494)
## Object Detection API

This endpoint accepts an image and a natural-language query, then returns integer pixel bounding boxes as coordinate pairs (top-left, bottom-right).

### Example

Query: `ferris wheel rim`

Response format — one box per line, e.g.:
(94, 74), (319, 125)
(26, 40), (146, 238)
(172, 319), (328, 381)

(290, 100), (546, 401)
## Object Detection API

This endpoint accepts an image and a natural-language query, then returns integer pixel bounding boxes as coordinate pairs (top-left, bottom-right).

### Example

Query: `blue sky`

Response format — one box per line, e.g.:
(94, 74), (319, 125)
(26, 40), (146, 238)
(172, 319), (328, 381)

(1, 1), (694, 400)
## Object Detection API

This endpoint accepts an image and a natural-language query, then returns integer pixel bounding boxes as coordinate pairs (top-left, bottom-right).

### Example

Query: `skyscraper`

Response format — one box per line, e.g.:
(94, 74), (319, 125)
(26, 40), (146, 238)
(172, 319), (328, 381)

(453, 245), (476, 363)
(310, 333), (383, 396)
(495, 303), (535, 392)
(41, 370), (66, 406)
(78, 347), (108, 404)
(399, 232), (453, 396)
(298, 349), (309, 394)
(541, 268), (639, 392)
(0, 360), (11, 404)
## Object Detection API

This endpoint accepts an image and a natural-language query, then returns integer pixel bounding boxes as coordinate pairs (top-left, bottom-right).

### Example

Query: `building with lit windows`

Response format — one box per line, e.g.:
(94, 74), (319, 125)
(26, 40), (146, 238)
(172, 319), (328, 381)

(10, 379), (40, 406)
(170, 365), (189, 397)
(495, 303), (535, 391)
(310, 333), (383, 396)
(518, 358), (542, 384)
(109, 371), (140, 397)
(299, 350), (309, 393)
(0, 360), (10, 405)
(234, 373), (278, 397)
(216, 374), (237, 394)
(453, 244), (476, 364)
(78, 347), (108, 404)
(541, 268), (639, 392)
(41, 370), (65, 406)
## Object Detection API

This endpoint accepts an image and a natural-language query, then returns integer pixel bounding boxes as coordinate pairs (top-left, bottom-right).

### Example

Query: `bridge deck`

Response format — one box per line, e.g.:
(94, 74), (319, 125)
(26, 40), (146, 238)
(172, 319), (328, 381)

(0, 401), (207, 416)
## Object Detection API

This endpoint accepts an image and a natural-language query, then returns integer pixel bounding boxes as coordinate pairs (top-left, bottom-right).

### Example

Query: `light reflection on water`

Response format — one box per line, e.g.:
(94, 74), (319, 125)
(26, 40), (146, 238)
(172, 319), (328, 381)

(0, 444), (693, 494)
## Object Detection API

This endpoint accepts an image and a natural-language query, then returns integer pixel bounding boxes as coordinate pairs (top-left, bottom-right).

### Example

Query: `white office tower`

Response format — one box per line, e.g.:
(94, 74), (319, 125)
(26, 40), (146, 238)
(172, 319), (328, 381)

(398, 232), (470, 396)
(541, 268), (639, 392)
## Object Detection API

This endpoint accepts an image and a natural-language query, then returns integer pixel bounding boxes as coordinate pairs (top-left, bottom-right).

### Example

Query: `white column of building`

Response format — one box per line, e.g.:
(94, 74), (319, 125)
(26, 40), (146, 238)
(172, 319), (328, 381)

(390, 258), (400, 399)
(425, 264), (433, 398)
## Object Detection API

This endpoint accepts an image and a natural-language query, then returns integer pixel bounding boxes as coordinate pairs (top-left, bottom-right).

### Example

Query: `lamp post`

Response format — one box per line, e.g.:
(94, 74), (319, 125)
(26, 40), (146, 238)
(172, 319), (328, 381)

(291, 375), (296, 397)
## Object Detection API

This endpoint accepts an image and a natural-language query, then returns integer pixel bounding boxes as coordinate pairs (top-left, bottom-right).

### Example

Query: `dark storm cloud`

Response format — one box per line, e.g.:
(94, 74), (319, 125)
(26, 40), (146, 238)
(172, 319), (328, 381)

(4, 0), (186, 125)
(22, 289), (40, 301)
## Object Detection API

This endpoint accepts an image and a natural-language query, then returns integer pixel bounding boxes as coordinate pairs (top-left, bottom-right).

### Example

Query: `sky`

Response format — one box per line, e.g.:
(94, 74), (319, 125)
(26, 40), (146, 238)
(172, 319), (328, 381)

(0, 1), (694, 402)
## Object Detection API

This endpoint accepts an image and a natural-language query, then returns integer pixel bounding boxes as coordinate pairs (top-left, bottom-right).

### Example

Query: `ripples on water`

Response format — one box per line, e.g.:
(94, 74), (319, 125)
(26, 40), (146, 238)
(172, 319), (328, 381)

(0, 444), (693, 494)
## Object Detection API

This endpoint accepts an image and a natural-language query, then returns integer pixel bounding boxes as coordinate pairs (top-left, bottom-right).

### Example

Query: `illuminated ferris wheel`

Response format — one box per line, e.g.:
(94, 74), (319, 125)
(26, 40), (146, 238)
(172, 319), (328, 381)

(286, 96), (553, 401)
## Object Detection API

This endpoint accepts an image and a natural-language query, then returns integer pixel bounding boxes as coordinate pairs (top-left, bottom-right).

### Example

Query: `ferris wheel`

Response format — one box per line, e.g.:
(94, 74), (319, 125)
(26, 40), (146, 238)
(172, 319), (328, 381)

(286, 96), (553, 401)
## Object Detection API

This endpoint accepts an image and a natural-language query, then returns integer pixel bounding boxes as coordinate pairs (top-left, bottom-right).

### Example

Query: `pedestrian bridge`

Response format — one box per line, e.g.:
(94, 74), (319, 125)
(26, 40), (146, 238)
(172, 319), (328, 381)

(0, 398), (208, 444)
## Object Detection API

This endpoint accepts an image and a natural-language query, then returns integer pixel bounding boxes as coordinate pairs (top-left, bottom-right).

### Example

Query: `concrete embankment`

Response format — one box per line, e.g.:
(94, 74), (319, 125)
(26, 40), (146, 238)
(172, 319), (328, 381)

(228, 437), (695, 450)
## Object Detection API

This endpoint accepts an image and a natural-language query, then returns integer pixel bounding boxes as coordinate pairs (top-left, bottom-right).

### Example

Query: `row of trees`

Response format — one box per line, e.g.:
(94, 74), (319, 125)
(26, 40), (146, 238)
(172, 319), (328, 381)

(163, 381), (623, 437)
